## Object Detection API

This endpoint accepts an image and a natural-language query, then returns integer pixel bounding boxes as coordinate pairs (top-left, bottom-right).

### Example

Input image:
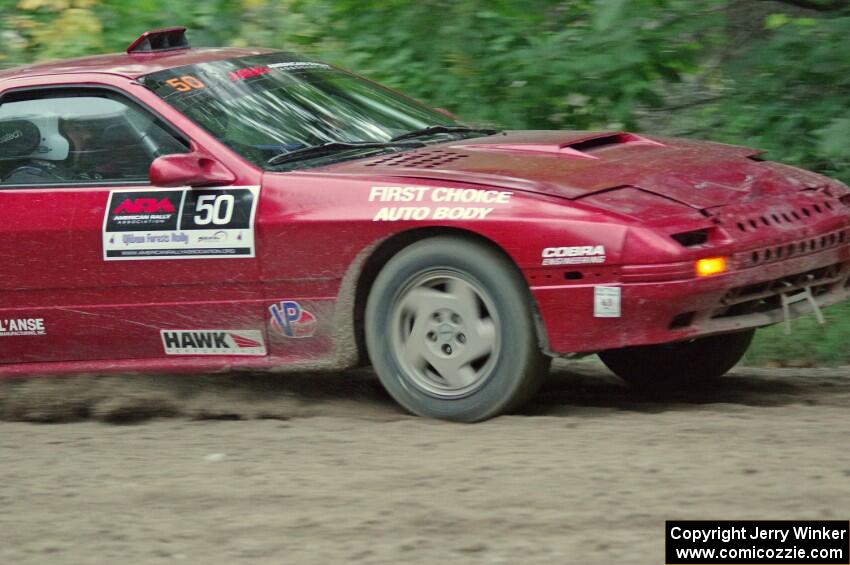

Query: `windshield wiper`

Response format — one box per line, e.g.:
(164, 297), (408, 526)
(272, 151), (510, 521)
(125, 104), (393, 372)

(390, 125), (500, 143)
(267, 141), (424, 167)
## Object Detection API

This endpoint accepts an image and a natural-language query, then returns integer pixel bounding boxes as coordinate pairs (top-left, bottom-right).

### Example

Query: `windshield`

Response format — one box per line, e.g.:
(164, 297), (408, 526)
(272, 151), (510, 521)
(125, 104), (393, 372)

(142, 54), (466, 169)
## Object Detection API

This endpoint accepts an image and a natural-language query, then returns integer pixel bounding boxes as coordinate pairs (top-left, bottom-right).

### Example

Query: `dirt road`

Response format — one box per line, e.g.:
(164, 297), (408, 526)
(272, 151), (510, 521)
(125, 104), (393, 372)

(1, 360), (848, 564)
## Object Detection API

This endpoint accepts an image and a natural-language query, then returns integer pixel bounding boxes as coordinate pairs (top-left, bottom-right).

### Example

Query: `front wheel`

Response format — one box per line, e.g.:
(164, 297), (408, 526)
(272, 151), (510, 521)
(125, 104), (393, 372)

(365, 237), (550, 422)
(598, 330), (755, 389)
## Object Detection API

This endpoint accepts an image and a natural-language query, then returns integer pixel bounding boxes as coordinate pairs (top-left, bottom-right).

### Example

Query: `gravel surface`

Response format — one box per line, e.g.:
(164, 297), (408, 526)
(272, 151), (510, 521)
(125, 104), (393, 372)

(1, 360), (848, 564)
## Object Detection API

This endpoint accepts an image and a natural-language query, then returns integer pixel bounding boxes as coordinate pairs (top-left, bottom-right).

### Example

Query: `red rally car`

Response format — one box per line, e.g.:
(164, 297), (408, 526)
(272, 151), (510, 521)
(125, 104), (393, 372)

(1, 28), (848, 421)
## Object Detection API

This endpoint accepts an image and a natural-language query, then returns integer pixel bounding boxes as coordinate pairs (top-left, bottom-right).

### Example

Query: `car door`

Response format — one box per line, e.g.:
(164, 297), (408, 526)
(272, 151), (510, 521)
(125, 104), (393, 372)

(0, 86), (267, 365)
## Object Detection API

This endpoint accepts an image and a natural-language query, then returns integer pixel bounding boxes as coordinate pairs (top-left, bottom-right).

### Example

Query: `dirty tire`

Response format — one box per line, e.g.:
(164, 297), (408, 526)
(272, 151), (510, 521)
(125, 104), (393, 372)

(365, 237), (551, 422)
(598, 329), (756, 389)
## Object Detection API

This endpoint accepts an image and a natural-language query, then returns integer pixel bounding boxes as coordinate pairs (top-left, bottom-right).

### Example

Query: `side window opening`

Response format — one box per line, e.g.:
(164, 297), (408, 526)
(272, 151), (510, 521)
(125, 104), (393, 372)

(0, 89), (189, 186)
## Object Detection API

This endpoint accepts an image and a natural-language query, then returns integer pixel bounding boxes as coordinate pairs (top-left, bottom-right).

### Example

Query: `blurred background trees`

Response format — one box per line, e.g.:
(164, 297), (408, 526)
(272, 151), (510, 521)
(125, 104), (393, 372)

(1, 0), (848, 364)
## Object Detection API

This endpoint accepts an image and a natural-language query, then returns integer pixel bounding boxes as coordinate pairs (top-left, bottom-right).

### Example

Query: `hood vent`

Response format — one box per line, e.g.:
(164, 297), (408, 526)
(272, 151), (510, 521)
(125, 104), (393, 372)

(364, 149), (468, 169)
(457, 132), (665, 159)
(671, 229), (710, 248)
(565, 133), (663, 154)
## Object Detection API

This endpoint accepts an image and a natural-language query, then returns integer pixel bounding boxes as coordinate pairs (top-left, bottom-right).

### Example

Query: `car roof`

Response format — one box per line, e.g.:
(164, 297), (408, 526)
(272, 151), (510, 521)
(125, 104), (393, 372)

(0, 47), (279, 82)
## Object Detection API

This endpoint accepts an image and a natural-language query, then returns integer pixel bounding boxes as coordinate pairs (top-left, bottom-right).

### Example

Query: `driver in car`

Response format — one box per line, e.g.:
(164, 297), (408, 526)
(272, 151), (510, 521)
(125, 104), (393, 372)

(2, 115), (99, 184)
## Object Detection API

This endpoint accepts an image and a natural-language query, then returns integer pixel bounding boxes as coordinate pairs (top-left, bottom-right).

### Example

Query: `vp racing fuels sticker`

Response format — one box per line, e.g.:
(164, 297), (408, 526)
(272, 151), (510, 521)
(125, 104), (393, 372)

(269, 301), (317, 339)
(161, 330), (267, 356)
(103, 187), (259, 260)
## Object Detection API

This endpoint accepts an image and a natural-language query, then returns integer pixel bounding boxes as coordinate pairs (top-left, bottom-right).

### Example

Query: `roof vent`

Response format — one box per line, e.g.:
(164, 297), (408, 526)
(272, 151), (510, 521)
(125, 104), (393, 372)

(127, 27), (190, 54)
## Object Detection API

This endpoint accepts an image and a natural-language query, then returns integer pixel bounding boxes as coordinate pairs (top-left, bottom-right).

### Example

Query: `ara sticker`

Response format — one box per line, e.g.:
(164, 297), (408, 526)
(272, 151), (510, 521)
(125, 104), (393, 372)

(594, 287), (621, 318)
(269, 301), (317, 339)
(102, 187), (259, 261)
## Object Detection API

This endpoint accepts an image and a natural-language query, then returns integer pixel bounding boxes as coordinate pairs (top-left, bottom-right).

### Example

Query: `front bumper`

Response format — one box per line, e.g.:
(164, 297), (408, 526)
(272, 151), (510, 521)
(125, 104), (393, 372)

(532, 241), (850, 356)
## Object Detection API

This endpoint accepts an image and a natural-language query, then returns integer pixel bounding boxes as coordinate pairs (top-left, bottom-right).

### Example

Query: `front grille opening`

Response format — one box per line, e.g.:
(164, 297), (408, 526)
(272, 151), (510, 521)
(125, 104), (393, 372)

(670, 312), (695, 329)
(732, 201), (839, 233)
(671, 229), (709, 248)
(712, 262), (847, 319)
(564, 271), (584, 281)
(718, 294), (781, 318)
(745, 229), (850, 266)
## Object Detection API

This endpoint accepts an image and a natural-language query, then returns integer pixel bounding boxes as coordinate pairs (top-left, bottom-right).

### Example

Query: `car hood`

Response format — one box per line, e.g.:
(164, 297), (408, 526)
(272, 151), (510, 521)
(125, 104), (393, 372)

(322, 131), (828, 210)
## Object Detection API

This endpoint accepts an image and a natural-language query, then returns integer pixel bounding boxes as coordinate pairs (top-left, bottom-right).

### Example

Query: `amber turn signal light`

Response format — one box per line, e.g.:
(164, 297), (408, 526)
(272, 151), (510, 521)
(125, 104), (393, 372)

(695, 257), (729, 277)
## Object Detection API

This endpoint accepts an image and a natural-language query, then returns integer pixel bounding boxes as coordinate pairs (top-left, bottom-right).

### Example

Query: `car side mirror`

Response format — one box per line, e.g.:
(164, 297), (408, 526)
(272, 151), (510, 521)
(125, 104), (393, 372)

(150, 152), (236, 187)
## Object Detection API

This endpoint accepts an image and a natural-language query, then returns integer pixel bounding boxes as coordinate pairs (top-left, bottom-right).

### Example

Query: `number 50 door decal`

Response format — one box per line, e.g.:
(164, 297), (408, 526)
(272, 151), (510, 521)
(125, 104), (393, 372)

(102, 186), (259, 261)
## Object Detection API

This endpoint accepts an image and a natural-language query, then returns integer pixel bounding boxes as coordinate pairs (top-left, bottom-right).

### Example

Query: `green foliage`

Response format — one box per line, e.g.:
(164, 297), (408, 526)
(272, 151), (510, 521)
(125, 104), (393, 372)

(289, 0), (719, 131)
(746, 303), (850, 366)
(671, 10), (850, 184)
(1, 0), (849, 364)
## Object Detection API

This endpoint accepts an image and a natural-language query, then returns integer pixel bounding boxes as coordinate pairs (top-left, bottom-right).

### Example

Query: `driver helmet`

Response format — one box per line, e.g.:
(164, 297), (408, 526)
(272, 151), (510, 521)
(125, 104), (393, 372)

(0, 113), (69, 161)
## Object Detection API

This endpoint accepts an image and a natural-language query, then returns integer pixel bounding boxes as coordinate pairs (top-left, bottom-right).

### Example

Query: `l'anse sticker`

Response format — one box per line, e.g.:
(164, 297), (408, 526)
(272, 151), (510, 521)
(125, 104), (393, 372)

(161, 330), (267, 356)
(369, 186), (513, 222)
(269, 301), (317, 339)
(0, 318), (46, 337)
(103, 187), (259, 261)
